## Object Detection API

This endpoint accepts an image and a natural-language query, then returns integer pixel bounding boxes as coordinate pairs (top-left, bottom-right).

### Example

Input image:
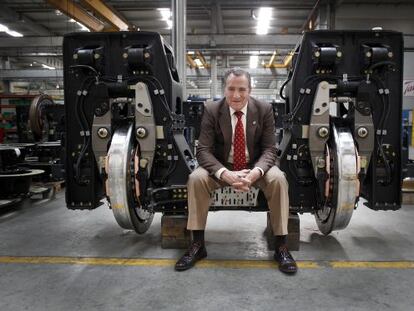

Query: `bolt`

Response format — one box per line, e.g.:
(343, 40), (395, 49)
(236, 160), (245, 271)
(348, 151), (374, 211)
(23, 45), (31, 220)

(123, 52), (128, 58)
(73, 53), (78, 60)
(144, 52), (150, 59)
(388, 51), (393, 58)
(317, 158), (326, 168)
(357, 127), (368, 138)
(321, 82), (328, 89)
(97, 127), (109, 139)
(94, 53), (100, 59)
(136, 127), (147, 138)
(366, 51), (372, 58)
(140, 158), (148, 168)
(318, 126), (329, 138)
(314, 50), (320, 58)
(336, 51), (342, 58)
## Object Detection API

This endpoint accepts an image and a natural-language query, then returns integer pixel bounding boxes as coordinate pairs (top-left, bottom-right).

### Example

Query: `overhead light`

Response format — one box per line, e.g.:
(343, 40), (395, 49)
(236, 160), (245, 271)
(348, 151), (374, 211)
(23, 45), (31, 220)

(76, 21), (90, 32)
(250, 55), (259, 69)
(55, 10), (62, 16)
(157, 8), (172, 29)
(194, 58), (204, 68)
(42, 64), (56, 70)
(158, 8), (171, 20)
(256, 7), (272, 35)
(0, 23), (23, 37)
(7, 30), (23, 37)
(187, 51), (195, 55)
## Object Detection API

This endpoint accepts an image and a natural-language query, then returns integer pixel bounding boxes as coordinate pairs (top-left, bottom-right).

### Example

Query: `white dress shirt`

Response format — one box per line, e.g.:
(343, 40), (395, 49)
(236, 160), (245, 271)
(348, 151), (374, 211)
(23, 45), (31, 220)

(214, 103), (264, 179)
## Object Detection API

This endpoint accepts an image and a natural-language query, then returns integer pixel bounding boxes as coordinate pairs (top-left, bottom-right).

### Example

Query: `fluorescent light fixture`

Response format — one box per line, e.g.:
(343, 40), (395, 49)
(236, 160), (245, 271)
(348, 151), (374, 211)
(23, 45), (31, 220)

(157, 8), (172, 29)
(7, 30), (23, 37)
(42, 64), (56, 70)
(76, 21), (90, 32)
(158, 8), (171, 20)
(194, 58), (204, 68)
(256, 7), (272, 35)
(0, 23), (23, 37)
(250, 55), (259, 69)
(187, 51), (195, 55)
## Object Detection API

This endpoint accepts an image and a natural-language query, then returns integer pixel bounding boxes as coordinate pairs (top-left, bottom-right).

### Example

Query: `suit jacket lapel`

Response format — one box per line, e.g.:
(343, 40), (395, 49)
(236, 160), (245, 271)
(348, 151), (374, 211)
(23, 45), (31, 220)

(246, 98), (258, 160)
(218, 100), (232, 160)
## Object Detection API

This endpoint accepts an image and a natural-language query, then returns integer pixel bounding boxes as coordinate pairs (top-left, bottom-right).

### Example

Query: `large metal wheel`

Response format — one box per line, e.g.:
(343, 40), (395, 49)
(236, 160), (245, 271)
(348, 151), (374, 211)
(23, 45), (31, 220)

(106, 124), (154, 234)
(315, 125), (359, 235)
(29, 94), (53, 141)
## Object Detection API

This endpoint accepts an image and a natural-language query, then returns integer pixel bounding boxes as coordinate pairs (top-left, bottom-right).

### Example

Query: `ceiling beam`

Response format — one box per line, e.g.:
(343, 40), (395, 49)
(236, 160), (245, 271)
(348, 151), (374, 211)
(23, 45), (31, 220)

(0, 34), (300, 49)
(81, 0), (131, 30)
(45, 0), (105, 32)
(186, 54), (197, 68)
(0, 4), (53, 36)
(211, 1), (224, 34)
(301, 0), (322, 31)
(0, 67), (288, 80)
(195, 51), (210, 68)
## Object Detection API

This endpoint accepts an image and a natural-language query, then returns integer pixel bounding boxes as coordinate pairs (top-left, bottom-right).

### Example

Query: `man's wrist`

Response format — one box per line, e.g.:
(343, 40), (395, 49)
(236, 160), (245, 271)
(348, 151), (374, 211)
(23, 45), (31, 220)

(215, 167), (228, 180)
(254, 167), (264, 176)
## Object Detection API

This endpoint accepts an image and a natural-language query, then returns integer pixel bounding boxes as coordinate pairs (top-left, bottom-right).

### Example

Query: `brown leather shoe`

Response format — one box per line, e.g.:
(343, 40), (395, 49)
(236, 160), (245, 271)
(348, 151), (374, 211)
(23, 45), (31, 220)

(175, 241), (207, 271)
(274, 246), (297, 274)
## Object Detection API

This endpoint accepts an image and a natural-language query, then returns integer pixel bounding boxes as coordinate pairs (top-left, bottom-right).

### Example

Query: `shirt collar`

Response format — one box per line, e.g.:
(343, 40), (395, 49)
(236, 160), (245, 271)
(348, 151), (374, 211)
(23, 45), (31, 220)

(229, 100), (248, 117)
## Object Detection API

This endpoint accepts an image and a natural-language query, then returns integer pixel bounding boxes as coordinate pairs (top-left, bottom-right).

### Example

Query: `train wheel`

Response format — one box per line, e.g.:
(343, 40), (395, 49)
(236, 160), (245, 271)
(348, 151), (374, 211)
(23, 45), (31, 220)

(106, 124), (153, 234)
(315, 125), (359, 235)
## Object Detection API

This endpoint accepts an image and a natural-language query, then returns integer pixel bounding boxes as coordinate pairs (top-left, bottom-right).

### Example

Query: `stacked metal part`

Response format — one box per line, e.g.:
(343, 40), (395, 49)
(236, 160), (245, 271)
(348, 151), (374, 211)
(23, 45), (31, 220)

(0, 144), (43, 200)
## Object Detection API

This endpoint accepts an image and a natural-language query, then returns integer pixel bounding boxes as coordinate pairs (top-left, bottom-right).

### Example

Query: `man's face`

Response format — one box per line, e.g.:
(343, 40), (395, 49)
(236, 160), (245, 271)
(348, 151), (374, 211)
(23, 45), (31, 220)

(224, 73), (251, 111)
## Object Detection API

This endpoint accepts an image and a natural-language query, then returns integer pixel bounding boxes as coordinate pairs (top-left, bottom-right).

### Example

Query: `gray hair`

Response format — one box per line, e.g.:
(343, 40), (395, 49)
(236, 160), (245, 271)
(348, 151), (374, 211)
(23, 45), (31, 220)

(223, 68), (251, 90)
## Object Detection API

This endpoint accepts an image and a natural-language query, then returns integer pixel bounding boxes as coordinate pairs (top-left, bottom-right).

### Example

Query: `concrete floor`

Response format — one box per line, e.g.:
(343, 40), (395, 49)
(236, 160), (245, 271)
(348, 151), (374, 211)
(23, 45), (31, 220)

(0, 192), (413, 311)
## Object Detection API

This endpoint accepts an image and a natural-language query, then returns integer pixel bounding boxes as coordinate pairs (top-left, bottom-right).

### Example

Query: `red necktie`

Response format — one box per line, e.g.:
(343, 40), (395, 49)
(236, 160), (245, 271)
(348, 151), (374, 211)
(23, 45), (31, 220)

(233, 111), (247, 171)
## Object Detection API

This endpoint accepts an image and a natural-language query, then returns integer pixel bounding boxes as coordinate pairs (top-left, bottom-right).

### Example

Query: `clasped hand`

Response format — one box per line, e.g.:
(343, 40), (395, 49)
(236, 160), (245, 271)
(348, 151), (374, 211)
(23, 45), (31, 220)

(221, 168), (261, 192)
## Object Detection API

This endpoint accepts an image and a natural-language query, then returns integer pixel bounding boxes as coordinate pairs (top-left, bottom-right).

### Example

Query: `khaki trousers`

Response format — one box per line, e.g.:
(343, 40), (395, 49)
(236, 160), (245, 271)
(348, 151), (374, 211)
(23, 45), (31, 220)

(187, 166), (289, 235)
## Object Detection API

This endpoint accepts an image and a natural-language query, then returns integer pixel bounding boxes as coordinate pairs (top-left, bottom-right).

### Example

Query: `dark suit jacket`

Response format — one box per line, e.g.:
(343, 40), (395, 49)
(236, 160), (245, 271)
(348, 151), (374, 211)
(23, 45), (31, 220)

(196, 97), (277, 175)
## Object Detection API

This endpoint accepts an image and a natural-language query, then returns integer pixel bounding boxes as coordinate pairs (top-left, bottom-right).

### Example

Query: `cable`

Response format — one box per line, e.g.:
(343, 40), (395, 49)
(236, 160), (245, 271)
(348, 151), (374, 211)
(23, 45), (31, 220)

(279, 71), (292, 100)
(368, 61), (396, 72)
(70, 65), (100, 79)
(73, 77), (96, 185)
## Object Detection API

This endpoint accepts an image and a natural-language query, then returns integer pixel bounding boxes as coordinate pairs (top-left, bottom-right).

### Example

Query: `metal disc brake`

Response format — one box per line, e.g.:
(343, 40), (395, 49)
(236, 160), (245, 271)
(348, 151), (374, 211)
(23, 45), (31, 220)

(106, 124), (153, 234)
(315, 125), (359, 235)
